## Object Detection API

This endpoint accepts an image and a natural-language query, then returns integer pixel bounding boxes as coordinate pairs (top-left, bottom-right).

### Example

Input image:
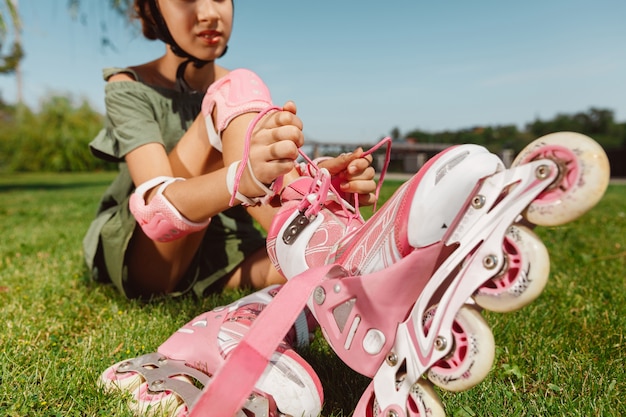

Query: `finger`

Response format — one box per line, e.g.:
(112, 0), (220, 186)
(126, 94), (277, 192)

(268, 125), (304, 149)
(249, 158), (296, 186)
(347, 157), (374, 176)
(348, 166), (376, 181)
(319, 148), (363, 176)
(282, 101), (297, 114)
(356, 192), (377, 207)
(255, 118), (302, 147)
(341, 168), (376, 187)
(271, 109), (304, 132)
(268, 139), (300, 162)
(248, 142), (297, 182)
(339, 178), (377, 195)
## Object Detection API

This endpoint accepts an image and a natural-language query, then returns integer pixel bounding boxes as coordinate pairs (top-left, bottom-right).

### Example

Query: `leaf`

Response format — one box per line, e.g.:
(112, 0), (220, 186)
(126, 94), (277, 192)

(547, 383), (562, 392)
(453, 406), (476, 417)
(502, 363), (524, 379)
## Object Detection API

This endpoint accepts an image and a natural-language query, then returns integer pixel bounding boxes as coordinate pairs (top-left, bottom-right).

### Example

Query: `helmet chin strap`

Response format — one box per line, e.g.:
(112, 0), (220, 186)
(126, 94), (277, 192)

(174, 59), (203, 94)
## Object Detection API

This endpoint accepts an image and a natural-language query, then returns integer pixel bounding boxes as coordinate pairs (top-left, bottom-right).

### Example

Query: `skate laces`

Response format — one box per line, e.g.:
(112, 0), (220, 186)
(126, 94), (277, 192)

(296, 136), (392, 218)
(230, 106), (392, 215)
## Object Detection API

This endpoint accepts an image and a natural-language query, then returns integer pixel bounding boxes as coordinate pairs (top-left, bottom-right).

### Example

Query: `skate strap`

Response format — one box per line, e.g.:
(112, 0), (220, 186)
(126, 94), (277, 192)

(188, 264), (347, 417)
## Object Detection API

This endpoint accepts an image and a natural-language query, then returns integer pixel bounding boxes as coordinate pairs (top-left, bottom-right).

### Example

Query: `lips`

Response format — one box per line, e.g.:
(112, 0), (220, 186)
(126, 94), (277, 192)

(198, 30), (222, 45)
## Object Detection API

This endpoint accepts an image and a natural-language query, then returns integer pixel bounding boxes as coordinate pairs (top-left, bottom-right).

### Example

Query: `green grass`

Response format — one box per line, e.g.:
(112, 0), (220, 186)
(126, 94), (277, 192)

(1, 172), (625, 417)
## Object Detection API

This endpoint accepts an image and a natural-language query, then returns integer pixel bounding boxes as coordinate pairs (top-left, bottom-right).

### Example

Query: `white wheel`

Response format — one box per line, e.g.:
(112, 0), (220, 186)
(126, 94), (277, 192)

(407, 379), (446, 417)
(512, 131), (610, 226)
(361, 379), (445, 417)
(474, 225), (550, 312)
(425, 305), (495, 392)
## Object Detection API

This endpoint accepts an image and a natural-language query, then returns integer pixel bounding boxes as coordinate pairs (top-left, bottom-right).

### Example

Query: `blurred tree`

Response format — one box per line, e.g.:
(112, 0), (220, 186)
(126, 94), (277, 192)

(0, 0), (134, 75)
(525, 107), (624, 148)
(405, 107), (625, 155)
(390, 126), (401, 141)
(0, 0), (22, 75)
(0, 94), (108, 172)
(67, 0), (132, 17)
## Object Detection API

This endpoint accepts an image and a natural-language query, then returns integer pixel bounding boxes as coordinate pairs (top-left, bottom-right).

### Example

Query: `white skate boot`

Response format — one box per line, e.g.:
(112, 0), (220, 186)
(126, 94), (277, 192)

(100, 286), (322, 417)
(262, 132), (610, 416)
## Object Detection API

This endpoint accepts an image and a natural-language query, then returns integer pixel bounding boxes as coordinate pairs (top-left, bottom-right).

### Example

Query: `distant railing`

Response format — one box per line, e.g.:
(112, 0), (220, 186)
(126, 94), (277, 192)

(303, 140), (515, 173)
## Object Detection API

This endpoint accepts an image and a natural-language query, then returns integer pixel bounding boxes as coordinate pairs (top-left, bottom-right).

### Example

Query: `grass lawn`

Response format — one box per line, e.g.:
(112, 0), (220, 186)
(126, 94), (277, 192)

(1, 171), (625, 417)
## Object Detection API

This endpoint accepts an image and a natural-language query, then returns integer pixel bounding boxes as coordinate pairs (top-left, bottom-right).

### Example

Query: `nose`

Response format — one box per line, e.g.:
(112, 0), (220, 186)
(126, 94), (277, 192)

(197, 0), (220, 23)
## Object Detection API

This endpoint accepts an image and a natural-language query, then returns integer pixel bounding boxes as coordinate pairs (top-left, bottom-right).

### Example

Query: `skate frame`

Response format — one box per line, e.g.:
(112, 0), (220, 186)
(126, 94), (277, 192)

(368, 158), (559, 413)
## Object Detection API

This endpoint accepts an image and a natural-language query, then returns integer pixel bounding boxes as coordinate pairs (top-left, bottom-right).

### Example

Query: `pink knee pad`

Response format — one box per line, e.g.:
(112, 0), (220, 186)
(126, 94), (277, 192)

(129, 176), (211, 242)
(202, 68), (274, 152)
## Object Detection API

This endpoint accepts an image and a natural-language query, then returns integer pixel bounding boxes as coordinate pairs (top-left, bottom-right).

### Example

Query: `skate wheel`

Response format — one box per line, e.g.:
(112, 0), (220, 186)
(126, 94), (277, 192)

(100, 359), (194, 417)
(512, 131), (610, 226)
(426, 305), (495, 392)
(357, 379), (445, 417)
(406, 379), (446, 417)
(99, 361), (146, 393)
(129, 383), (187, 417)
(474, 225), (550, 312)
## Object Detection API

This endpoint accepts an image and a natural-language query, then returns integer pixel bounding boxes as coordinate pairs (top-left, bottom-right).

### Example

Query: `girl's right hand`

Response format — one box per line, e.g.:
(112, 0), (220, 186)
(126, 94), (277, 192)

(239, 101), (304, 197)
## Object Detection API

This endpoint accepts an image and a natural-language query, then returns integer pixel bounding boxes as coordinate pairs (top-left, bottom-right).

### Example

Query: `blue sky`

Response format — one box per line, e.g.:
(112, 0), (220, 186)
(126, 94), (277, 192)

(1, 0), (625, 144)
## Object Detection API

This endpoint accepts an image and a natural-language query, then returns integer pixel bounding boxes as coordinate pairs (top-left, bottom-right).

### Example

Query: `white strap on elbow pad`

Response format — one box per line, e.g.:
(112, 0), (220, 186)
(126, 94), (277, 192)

(129, 176), (211, 242)
(225, 160), (283, 207)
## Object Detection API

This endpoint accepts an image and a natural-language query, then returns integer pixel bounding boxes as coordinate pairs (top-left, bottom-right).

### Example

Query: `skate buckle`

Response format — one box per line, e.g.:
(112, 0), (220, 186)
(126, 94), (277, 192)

(282, 211), (311, 244)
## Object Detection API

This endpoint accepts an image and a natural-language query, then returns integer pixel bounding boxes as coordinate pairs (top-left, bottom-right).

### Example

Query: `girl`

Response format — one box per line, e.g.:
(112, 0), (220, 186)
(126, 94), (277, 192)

(91, 1), (376, 416)
(83, 0), (376, 300)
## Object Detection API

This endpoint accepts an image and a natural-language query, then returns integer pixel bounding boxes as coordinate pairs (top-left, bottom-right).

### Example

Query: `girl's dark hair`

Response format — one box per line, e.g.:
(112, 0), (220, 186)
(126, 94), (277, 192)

(133, 0), (161, 41)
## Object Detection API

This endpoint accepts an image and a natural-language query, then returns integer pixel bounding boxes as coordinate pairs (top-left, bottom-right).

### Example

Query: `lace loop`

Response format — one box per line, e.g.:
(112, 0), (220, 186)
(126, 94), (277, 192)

(295, 136), (393, 216)
(229, 105), (283, 206)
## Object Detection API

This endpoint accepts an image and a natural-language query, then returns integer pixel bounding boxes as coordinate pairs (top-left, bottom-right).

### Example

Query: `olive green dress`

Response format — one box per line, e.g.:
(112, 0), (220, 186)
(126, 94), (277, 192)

(82, 68), (265, 299)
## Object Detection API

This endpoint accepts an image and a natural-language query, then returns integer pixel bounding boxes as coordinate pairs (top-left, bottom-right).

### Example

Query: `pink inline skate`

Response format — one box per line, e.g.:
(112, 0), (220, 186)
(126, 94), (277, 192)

(100, 286), (323, 417)
(103, 131), (609, 417)
(192, 131), (609, 416)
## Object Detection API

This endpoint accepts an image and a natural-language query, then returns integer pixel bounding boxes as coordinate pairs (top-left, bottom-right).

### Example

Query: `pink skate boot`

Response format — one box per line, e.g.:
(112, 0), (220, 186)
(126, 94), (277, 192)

(100, 286), (322, 417)
(261, 132), (609, 416)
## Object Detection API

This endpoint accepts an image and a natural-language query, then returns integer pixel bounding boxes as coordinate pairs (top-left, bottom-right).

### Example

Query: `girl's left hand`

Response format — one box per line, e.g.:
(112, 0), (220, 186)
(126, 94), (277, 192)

(318, 148), (377, 206)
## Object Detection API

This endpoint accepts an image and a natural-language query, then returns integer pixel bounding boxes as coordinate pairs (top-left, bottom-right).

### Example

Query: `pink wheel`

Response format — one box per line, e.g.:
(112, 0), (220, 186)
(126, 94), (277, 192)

(425, 305), (495, 392)
(512, 132), (610, 226)
(474, 225), (550, 312)
(355, 379), (445, 417)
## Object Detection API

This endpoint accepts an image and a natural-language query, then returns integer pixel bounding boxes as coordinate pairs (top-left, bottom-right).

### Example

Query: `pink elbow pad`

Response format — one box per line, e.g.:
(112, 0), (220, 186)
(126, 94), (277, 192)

(129, 176), (211, 243)
(201, 68), (273, 152)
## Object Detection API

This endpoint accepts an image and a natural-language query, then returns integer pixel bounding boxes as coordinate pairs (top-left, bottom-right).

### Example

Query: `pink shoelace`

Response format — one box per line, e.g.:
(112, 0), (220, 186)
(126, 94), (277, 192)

(232, 105), (393, 214)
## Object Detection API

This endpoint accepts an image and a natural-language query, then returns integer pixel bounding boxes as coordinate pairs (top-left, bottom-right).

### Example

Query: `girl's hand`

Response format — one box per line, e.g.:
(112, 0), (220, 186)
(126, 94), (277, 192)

(239, 101), (304, 197)
(318, 148), (377, 206)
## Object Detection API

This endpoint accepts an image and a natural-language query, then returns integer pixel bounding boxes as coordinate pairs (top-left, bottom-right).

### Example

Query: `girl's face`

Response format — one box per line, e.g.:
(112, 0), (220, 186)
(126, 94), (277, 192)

(158, 0), (233, 61)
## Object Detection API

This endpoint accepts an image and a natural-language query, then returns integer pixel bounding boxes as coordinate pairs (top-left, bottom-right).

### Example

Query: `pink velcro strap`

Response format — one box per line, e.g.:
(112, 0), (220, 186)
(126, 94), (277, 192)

(129, 176), (211, 242)
(158, 309), (226, 376)
(188, 264), (346, 417)
(202, 68), (273, 152)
